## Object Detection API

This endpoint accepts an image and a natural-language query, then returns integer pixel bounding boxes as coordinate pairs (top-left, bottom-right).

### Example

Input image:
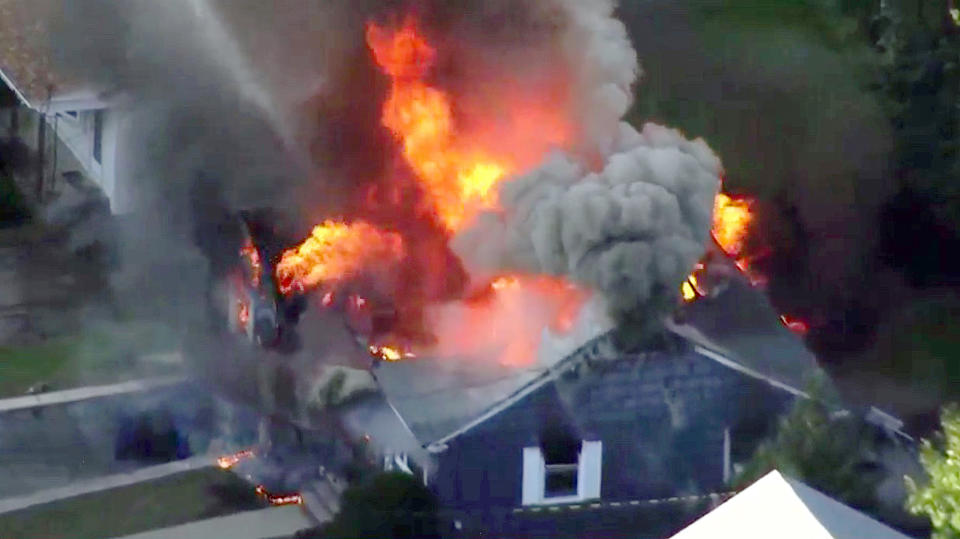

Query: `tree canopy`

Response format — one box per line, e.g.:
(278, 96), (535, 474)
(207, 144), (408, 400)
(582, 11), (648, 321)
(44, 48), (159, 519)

(300, 472), (441, 539)
(906, 404), (960, 539)
(733, 393), (881, 511)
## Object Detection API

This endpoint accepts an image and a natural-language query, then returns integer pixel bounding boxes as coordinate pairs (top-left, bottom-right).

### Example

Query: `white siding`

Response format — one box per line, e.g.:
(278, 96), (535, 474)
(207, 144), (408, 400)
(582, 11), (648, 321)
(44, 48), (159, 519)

(578, 440), (602, 500)
(521, 447), (544, 505)
(523, 441), (603, 505)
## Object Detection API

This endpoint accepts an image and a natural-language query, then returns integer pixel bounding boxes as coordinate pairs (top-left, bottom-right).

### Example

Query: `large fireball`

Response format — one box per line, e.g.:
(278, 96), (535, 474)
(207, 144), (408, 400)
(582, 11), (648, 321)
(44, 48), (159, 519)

(366, 17), (512, 232)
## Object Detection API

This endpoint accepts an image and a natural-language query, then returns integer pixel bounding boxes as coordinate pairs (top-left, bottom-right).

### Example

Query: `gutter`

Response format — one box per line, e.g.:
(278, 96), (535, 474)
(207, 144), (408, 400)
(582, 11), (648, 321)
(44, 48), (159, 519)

(0, 65), (33, 110)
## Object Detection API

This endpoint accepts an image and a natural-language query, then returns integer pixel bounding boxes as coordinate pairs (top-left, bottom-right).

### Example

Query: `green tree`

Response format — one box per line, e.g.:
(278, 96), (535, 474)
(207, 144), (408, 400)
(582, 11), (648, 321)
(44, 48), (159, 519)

(906, 404), (960, 539)
(299, 472), (441, 539)
(734, 382), (881, 511)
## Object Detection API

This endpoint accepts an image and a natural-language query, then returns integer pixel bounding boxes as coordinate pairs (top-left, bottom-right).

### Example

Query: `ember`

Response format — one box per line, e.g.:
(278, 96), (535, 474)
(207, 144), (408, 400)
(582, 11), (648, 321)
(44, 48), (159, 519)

(236, 299), (250, 331)
(217, 449), (255, 470)
(240, 237), (262, 288)
(275, 221), (404, 295)
(780, 315), (809, 336)
(369, 344), (414, 362)
(255, 485), (303, 506)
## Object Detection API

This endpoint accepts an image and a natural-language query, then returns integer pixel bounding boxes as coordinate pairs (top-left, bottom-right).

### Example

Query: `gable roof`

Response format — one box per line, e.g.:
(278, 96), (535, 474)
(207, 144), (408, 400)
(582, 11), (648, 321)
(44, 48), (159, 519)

(375, 266), (821, 450)
(670, 470), (912, 539)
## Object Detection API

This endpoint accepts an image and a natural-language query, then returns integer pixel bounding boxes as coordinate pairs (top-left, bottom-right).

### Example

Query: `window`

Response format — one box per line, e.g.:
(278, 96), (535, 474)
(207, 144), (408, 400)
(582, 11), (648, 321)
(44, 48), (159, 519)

(522, 440), (602, 505)
(545, 462), (578, 498)
(93, 110), (103, 164)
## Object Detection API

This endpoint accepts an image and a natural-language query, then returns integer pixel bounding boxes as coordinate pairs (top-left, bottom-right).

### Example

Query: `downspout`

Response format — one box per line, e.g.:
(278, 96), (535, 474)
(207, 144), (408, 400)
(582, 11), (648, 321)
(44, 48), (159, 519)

(35, 111), (45, 201)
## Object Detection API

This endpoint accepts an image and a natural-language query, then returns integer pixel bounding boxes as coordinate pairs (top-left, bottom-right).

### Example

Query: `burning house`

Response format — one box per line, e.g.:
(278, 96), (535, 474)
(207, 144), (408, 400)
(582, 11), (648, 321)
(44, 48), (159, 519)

(0, 0), (923, 536)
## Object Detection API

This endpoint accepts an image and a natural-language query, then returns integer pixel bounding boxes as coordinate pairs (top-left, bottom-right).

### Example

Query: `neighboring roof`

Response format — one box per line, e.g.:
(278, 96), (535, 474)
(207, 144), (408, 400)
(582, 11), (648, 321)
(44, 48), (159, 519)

(670, 470), (912, 539)
(0, 0), (106, 110)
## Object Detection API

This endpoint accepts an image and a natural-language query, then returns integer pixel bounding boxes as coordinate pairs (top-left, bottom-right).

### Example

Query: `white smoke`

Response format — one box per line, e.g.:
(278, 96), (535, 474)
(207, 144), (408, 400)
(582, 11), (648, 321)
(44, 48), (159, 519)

(454, 0), (722, 324)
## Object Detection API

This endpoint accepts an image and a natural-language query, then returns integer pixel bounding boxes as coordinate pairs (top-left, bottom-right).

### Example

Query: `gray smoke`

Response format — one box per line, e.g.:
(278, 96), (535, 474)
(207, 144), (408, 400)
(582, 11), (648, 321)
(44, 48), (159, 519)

(454, 0), (722, 326)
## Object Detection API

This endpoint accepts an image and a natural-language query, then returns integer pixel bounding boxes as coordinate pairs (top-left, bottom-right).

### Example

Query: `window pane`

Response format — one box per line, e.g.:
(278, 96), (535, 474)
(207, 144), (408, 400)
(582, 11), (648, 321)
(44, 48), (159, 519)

(545, 465), (577, 498)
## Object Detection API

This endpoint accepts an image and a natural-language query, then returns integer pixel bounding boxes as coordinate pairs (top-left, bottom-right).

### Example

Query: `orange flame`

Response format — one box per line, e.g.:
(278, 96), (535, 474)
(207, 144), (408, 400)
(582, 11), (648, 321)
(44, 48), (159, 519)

(276, 221), (404, 295)
(427, 275), (587, 367)
(255, 485), (303, 506)
(368, 344), (415, 362)
(366, 17), (512, 232)
(712, 193), (753, 258)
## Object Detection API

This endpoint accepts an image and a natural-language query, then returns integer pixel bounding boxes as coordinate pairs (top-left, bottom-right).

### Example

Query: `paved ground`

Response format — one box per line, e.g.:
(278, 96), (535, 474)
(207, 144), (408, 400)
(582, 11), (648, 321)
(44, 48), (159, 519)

(0, 382), (231, 498)
(116, 505), (314, 539)
(0, 456), (215, 514)
(0, 375), (187, 412)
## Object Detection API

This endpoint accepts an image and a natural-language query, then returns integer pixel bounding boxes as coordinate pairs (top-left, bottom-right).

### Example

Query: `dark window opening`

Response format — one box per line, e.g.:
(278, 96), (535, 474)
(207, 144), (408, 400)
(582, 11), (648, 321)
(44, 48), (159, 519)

(93, 110), (103, 164)
(65, 111), (78, 119)
(541, 423), (579, 464)
(540, 422), (581, 498)
(545, 464), (578, 498)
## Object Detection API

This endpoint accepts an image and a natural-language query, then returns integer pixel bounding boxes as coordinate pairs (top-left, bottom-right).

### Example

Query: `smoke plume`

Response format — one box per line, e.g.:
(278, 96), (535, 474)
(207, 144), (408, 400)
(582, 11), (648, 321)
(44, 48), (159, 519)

(454, 0), (722, 327)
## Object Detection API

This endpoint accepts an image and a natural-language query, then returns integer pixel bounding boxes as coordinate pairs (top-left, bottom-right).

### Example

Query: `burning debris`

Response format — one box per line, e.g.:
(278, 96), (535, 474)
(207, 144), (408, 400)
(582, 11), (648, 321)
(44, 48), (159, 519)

(217, 448), (256, 470)
(254, 485), (303, 506)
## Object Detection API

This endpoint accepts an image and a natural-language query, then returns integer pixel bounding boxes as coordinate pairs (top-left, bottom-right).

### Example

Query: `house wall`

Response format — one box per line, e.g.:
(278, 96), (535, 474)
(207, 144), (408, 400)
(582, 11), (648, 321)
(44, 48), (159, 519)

(432, 345), (795, 512)
(0, 103), (126, 213)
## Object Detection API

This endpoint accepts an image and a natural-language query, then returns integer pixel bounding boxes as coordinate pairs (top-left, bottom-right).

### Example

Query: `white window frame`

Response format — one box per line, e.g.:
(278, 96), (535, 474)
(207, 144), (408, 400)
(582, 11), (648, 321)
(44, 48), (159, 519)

(522, 440), (602, 506)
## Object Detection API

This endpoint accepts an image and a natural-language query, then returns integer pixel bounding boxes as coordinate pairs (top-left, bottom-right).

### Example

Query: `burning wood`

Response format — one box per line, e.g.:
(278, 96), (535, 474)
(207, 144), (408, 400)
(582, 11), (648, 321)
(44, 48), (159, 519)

(368, 344), (414, 362)
(217, 449), (255, 470)
(255, 485), (303, 506)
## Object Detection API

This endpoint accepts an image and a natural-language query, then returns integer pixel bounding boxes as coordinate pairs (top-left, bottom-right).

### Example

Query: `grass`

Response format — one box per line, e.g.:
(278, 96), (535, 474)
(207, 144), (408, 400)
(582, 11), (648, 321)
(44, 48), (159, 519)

(0, 468), (268, 539)
(0, 320), (183, 397)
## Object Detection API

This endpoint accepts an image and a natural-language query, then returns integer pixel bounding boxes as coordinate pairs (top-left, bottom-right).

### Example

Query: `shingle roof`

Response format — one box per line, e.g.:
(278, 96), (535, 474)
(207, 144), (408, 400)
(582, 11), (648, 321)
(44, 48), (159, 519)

(376, 268), (820, 448)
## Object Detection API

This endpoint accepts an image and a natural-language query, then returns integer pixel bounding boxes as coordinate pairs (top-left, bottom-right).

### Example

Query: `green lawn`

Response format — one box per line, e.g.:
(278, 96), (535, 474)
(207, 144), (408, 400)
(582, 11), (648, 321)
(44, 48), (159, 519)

(0, 320), (183, 397)
(0, 468), (268, 539)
